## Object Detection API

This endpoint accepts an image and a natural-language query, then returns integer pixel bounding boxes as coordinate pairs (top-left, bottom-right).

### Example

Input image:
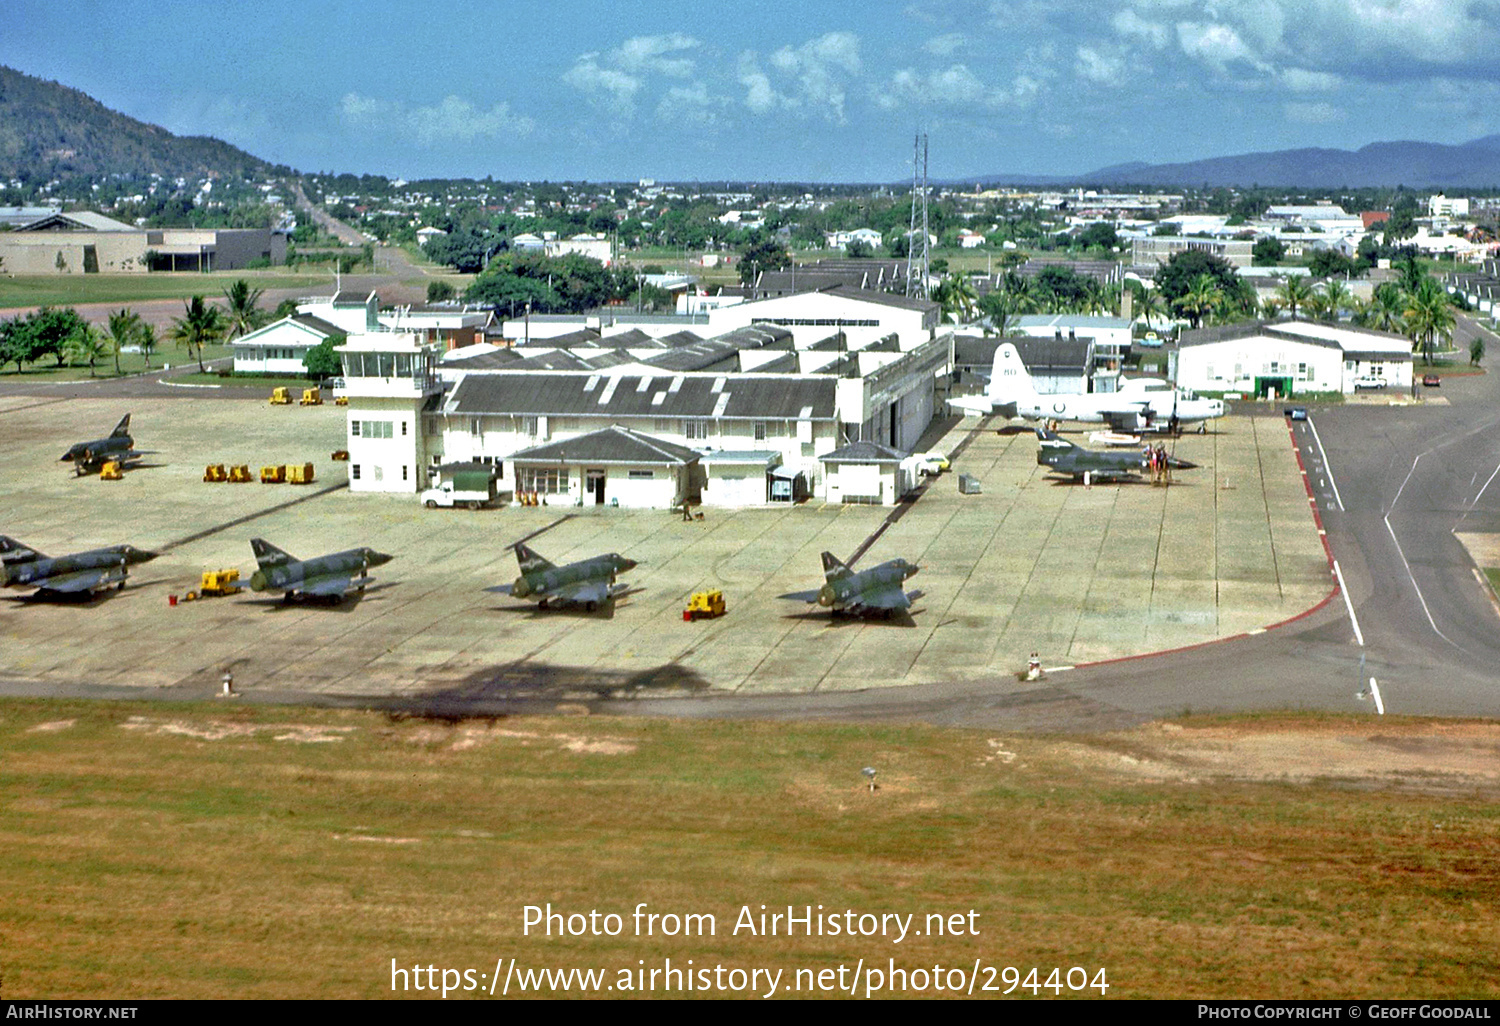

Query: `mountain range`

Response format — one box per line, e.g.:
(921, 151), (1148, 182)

(4, 61), (1500, 190)
(970, 137), (1500, 191)
(0, 64), (272, 183)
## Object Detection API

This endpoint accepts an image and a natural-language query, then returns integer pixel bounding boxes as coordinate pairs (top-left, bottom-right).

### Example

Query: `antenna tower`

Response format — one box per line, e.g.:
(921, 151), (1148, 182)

(905, 132), (930, 300)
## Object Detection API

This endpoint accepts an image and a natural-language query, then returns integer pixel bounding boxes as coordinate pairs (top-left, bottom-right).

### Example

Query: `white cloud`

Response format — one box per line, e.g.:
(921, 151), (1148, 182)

(878, 62), (1047, 111)
(1280, 67), (1340, 92)
(1075, 45), (1128, 86)
(923, 32), (967, 56)
(612, 33), (700, 77)
(1111, 9), (1171, 48)
(736, 53), (789, 115)
(1284, 100), (1344, 124)
(563, 54), (643, 115)
(339, 93), (534, 146)
(1175, 21), (1271, 72)
(656, 82), (730, 127)
(767, 31), (862, 121)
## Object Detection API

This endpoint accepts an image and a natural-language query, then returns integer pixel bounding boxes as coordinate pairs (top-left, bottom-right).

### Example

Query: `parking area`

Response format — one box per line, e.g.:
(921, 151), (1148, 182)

(0, 395), (1331, 700)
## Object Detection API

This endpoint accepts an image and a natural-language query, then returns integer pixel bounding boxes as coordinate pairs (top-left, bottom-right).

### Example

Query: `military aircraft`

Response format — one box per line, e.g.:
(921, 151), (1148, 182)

(61, 414), (143, 475)
(950, 343), (1226, 433)
(248, 538), (392, 602)
(0, 536), (157, 595)
(1035, 428), (1198, 482)
(501, 542), (637, 611)
(793, 551), (921, 617)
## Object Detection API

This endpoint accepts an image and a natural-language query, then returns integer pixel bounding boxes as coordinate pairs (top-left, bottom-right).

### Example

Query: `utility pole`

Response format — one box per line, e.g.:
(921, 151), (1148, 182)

(905, 132), (930, 301)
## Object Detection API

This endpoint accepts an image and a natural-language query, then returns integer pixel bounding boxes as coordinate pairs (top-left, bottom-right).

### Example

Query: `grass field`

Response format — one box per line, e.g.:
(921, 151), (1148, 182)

(0, 344), (234, 381)
(0, 272), (328, 310)
(1, 699), (1497, 999)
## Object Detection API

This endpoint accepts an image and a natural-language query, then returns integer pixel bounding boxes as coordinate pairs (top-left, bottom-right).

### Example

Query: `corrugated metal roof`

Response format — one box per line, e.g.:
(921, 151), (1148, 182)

(446, 371), (837, 420)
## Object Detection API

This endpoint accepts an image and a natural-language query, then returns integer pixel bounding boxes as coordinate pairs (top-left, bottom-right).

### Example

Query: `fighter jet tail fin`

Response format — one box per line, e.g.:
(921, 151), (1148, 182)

(820, 551), (852, 581)
(0, 536), (44, 563)
(250, 538), (295, 569)
(110, 414), (131, 439)
(514, 542), (555, 573)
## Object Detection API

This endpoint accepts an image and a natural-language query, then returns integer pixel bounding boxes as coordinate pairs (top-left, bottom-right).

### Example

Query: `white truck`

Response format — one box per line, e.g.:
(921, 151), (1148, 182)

(421, 468), (501, 510)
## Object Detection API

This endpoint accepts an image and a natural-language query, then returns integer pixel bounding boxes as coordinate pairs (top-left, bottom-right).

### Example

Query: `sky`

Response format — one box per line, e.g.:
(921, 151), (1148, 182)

(7, 0), (1500, 184)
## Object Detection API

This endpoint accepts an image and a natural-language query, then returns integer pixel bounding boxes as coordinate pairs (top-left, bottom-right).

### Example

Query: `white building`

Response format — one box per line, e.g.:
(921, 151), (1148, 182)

(707, 285), (940, 352)
(1176, 321), (1412, 397)
(507, 426), (700, 509)
(231, 313), (344, 375)
(544, 233), (612, 265)
(336, 332), (442, 492)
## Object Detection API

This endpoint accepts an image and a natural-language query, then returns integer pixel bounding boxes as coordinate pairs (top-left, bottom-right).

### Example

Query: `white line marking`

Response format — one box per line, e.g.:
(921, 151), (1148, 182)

(1471, 462), (1500, 511)
(1043, 665), (1074, 673)
(1306, 417), (1344, 511)
(1332, 560), (1364, 647)
(1369, 677), (1385, 715)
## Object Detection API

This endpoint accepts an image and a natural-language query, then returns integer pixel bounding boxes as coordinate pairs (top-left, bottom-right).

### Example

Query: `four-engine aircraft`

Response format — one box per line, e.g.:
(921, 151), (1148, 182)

(0, 536), (157, 596)
(61, 414), (144, 475)
(950, 343), (1226, 433)
(798, 551), (921, 617)
(501, 542), (637, 611)
(248, 538), (392, 603)
(1035, 428), (1198, 482)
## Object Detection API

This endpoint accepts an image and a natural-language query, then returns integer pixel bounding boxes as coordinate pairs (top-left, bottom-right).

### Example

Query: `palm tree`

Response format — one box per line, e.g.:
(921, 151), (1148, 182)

(138, 323), (158, 370)
(63, 324), (109, 377)
(1404, 276), (1456, 365)
(1132, 284), (1165, 330)
(1177, 273), (1223, 329)
(1321, 280), (1353, 321)
(169, 296), (227, 373)
(1261, 299), (1283, 320)
(104, 308), (144, 377)
(222, 279), (267, 340)
(1361, 281), (1406, 333)
(1275, 276), (1314, 320)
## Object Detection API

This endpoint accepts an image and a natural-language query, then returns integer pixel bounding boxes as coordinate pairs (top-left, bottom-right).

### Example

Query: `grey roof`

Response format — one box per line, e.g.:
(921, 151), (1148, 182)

(594, 328), (655, 347)
(755, 270), (869, 296)
(657, 330), (706, 348)
(1177, 320), (1408, 352)
(446, 371), (837, 420)
(952, 335), (1092, 373)
(514, 350), (596, 371)
(330, 290), (376, 306)
(510, 426), (701, 466)
(518, 328), (601, 348)
(447, 347), (526, 369)
(824, 284), (939, 314)
(820, 441), (907, 464)
(290, 313), (345, 336)
(700, 450), (782, 465)
(740, 352), (799, 374)
(629, 324), (793, 374)
(18, 210), (136, 232)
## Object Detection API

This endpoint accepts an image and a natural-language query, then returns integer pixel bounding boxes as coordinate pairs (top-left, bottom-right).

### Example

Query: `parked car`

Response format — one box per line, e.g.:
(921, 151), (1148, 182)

(906, 451), (950, 477)
(1352, 375), (1386, 391)
(1284, 406), (1308, 421)
(1422, 374), (1442, 387)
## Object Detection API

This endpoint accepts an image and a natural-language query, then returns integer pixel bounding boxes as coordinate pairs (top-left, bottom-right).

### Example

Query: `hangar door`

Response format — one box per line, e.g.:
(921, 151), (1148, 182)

(893, 385), (933, 452)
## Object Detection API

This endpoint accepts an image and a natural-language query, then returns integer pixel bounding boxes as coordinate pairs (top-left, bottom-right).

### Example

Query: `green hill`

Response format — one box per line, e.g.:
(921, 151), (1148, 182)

(0, 64), (276, 183)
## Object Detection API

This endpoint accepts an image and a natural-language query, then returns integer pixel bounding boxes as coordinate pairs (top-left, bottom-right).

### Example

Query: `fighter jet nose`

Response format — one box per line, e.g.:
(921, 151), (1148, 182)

(622, 558), (638, 570)
(138, 550), (159, 563)
(367, 551), (394, 567)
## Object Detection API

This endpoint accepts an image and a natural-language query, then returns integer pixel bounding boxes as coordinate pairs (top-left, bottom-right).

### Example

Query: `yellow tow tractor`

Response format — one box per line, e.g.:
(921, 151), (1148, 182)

(269, 387), (292, 405)
(300, 387), (322, 406)
(683, 590), (726, 621)
(99, 460), (124, 480)
(180, 569), (241, 603)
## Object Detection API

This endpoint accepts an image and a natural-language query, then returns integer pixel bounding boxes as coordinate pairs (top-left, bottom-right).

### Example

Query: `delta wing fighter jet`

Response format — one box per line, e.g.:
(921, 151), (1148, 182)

(501, 542), (636, 611)
(1035, 429), (1197, 482)
(951, 344), (1225, 433)
(0, 535), (157, 595)
(248, 538), (392, 603)
(795, 551), (921, 618)
(61, 414), (143, 475)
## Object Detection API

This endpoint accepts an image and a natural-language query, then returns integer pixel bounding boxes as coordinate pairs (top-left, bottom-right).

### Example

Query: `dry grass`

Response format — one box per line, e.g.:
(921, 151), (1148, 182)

(1, 700), (1498, 999)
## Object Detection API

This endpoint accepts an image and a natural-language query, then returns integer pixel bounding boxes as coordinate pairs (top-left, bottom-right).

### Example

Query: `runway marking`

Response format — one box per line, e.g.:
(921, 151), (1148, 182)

(1384, 454), (1463, 650)
(1306, 416), (1344, 511)
(1369, 677), (1385, 715)
(1332, 559), (1365, 647)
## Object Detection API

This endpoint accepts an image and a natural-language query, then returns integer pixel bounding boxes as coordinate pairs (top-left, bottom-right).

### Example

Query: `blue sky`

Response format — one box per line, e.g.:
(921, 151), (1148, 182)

(7, 0), (1500, 183)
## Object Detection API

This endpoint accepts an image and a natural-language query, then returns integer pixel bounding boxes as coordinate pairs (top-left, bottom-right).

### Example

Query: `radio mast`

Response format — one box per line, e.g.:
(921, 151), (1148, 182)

(905, 132), (930, 300)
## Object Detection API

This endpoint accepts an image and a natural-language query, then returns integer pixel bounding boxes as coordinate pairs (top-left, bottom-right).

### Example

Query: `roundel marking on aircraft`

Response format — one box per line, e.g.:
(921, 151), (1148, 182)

(1053, 401), (1066, 414)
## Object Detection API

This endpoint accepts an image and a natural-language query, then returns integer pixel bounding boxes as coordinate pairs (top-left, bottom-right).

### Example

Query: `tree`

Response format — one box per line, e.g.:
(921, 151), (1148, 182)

(168, 296), (227, 373)
(221, 279), (266, 340)
(63, 323), (109, 377)
(138, 323), (158, 370)
(738, 238), (791, 286)
(1404, 276), (1456, 365)
(1321, 280), (1353, 321)
(1253, 236), (1285, 264)
(1076, 222), (1119, 252)
(932, 274), (978, 323)
(845, 238), (874, 259)
(426, 280), (456, 303)
(1359, 282), (1406, 333)
(1155, 250), (1242, 318)
(1471, 335), (1485, 366)
(1177, 273), (1224, 329)
(104, 308), (146, 376)
(1308, 249), (1358, 279)
(1275, 276), (1314, 320)
(302, 334), (346, 379)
